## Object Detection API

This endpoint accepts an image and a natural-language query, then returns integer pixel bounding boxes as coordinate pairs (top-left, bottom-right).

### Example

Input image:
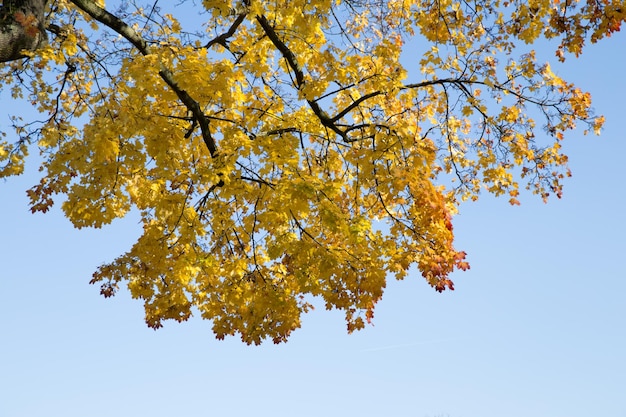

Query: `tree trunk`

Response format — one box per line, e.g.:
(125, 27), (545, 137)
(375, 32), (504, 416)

(0, 0), (48, 63)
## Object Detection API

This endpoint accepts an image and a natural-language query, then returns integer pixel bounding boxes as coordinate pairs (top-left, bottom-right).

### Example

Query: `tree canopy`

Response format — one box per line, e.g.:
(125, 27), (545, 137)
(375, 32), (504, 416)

(0, 0), (621, 344)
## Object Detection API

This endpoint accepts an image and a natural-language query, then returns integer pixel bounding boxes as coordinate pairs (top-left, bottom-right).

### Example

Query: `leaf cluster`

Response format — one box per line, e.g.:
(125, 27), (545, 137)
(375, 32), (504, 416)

(0, 0), (617, 343)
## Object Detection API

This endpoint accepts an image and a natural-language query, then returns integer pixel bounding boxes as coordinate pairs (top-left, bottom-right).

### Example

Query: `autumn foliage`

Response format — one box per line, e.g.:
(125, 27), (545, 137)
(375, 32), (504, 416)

(0, 0), (620, 344)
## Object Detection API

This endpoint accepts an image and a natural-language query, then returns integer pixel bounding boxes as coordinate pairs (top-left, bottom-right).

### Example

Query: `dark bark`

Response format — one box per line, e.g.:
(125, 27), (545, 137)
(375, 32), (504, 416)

(0, 0), (48, 62)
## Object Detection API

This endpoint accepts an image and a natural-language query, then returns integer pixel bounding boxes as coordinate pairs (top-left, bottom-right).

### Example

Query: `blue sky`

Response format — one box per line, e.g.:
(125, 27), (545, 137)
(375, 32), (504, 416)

(1, 15), (625, 417)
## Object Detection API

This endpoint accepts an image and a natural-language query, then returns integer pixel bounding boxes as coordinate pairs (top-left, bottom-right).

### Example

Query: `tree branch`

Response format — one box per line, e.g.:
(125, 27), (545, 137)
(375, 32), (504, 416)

(69, 0), (218, 157)
(255, 14), (347, 140)
(204, 12), (247, 49)
(0, 0), (49, 62)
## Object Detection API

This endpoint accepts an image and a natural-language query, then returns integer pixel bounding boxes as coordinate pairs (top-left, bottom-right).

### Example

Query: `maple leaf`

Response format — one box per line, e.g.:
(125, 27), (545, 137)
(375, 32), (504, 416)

(13, 11), (40, 37)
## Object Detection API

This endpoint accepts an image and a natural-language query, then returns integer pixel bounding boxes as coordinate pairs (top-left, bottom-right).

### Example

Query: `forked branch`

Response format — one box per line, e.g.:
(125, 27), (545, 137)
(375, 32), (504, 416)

(69, 0), (218, 157)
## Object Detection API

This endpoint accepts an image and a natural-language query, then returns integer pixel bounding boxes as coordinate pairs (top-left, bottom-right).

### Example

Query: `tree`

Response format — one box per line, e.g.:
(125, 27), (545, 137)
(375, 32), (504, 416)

(0, 0), (621, 344)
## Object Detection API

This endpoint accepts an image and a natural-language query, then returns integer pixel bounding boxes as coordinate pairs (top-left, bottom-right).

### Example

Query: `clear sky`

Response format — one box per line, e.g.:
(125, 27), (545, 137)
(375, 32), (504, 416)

(1, 13), (625, 417)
